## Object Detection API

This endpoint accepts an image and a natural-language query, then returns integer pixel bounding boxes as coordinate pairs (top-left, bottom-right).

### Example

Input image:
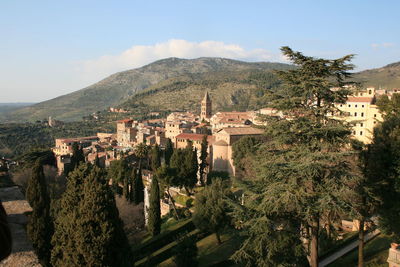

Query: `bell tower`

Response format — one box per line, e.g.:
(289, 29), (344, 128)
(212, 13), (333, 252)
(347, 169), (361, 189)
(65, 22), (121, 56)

(200, 91), (212, 121)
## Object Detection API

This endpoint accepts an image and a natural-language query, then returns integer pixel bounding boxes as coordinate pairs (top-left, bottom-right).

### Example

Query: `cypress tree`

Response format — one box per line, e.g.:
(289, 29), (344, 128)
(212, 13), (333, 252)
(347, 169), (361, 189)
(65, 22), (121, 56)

(128, 168), (136, 203)
(123, 174), (129, 200)
(198, 135), (208, 186)
(26, 160), (53, 267)
(51, 164), (91, 266)
(164, 138), (174, 166)
(51, 164), (133, 266)
(77, 166), (133, 266)
(134, 167), (144, 204)
(150, 144), (161, 171)
(148, 176), (161, 236)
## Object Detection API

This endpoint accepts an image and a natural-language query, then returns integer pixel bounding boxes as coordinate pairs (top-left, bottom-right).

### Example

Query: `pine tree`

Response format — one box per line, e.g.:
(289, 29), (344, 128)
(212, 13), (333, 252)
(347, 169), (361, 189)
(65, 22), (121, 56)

(193, 179), (229, 244)
(148, 176), (161, 236)
(198, 135), (208, 186)
(233, 47), (357, 267)
(164, 138), (174, 166)
(26, 160), (53, 267)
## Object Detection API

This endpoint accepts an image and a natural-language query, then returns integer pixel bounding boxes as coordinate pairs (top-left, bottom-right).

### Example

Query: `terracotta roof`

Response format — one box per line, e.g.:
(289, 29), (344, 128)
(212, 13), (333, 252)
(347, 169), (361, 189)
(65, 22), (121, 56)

(117, 119), (133, 123)
(175, 133), (213, 142)
(213, 140), (228, 146)
(218, 127), (264, 135)
(346, 97), (373, 103)
(59, 136), (99, 143)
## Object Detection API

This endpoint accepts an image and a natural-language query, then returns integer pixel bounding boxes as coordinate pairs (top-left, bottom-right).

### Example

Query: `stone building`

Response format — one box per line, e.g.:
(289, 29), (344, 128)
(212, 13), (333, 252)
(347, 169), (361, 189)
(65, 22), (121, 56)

(212, 127), (264, 175)
(200, 91), (212, 121)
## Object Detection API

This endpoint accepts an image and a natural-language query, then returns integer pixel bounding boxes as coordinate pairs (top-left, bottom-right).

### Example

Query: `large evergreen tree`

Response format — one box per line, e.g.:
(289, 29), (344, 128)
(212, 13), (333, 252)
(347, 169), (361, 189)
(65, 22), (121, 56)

(366, 95), (400, 242)
(198, 135), (208, 186)
(51, 164), (133, 266)
(134, 167), (145, 204)
(233, 47), (357, 267)
(26, 160), (53, 267)
(164, 138), (174, 166)
(150, 144), (161, 171)
(148, 176), (161, 236)
(193, 179), (229, 244)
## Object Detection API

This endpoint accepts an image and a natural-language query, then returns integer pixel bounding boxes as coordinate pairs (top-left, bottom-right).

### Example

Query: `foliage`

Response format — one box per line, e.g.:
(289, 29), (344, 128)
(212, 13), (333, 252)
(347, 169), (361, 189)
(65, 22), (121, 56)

(150, 144), (161, 171)
(366, 110), (400, 241)
(19, 148), (56, 167)
(206, 171), (230, 185)
(164, 138), (174, 166)
(148, 176), (161, 236)
(0, 121), (114, 159)
(232, 136), (262, 177)
(134, 167), (144, 204)
(232, 47), (358, 267)
(26, 161), (53, 267)
(198, 135), (208, 186)
(193, 179), (230, 244)
(51, 164), (133, 266)
(172, 235), (198, 267)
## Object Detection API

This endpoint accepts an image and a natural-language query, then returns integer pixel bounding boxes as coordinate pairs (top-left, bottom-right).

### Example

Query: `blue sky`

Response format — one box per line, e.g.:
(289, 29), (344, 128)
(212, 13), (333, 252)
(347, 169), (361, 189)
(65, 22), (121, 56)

(1, 0), (399, 102)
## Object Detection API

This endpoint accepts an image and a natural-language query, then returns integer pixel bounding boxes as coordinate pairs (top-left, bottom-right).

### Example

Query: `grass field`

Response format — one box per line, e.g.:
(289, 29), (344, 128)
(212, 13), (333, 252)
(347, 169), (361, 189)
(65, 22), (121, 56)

(328, 234), (391, 267)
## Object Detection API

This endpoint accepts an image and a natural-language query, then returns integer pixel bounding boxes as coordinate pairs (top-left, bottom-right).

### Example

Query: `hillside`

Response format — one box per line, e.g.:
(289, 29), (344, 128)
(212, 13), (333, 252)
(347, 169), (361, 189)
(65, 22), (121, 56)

(119, 70), (283, 113)
(354, 61), (400, 89)
(3, 58), (292, 122)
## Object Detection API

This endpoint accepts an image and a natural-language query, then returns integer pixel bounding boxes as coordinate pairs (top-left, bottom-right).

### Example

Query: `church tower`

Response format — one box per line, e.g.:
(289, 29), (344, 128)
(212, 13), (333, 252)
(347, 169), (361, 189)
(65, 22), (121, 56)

(200, 91), (212, 121)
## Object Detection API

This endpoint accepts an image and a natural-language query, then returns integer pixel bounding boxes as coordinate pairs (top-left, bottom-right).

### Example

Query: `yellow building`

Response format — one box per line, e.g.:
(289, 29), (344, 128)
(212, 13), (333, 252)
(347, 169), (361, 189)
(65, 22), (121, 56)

(336, 87), (383, 144)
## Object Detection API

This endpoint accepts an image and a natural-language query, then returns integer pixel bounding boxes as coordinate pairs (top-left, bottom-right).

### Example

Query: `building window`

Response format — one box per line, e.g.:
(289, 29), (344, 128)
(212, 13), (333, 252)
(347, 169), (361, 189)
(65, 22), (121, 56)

(354, 112), (357, 117)
(361, 112), (364, 117)
(348, 104), (351, 107)
(355, 104), (358, 108)
(362, 105), (365, 108)
(353, 131), (356, 135)
(360, 131), (363, 136)
(374, 121), (376, 124)
(340, 104), (343, 107)
(374, 114), (377, 118)
(360, 123), (363, 127)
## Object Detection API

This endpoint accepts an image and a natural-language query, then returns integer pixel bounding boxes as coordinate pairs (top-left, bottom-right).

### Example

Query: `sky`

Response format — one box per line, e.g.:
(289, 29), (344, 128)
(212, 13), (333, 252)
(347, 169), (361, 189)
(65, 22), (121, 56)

(1, 0), (400, 102)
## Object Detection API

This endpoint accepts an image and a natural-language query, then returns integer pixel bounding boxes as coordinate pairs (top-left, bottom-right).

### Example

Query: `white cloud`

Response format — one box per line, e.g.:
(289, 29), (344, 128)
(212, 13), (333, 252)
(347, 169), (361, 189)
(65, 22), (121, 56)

(371, 42), (395, 49)
(76, 39), (277, 83)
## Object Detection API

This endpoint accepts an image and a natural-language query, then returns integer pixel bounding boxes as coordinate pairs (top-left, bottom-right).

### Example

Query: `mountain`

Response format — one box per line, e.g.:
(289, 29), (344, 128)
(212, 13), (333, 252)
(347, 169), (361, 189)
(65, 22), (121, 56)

(3, 58), (292, 122)
(5, 58), (400, 123)
(354, 61), (400, 89)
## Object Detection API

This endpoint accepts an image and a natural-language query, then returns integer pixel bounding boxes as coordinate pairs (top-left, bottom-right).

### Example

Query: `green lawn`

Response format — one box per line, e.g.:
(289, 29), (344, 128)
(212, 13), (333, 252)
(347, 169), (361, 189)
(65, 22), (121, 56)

(328, 234), (391, 267)
(197, 231), (242, 267)
(158, 230), (243, 267)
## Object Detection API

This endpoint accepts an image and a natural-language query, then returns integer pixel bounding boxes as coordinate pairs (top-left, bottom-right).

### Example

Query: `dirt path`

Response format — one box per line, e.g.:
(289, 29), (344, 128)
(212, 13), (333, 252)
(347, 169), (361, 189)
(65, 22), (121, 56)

(0, 186), (40, 267)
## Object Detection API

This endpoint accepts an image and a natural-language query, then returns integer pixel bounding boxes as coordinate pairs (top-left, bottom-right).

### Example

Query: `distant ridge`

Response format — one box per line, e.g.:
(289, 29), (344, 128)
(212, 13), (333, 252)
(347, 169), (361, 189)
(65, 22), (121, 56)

(3, 57), (400, 123)
(3, 57), (292, 122)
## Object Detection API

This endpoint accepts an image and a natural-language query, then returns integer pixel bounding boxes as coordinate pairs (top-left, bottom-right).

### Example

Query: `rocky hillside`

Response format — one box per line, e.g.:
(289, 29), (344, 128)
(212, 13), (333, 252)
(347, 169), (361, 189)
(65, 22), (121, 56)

(354, 61), (400, 89)
(4, 58), (292, 122)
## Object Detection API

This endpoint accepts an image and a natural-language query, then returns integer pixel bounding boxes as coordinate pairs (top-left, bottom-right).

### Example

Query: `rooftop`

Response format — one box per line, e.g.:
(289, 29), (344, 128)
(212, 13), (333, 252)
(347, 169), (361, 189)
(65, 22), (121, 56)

(346, 97), (374, 103)
(175, 133), (214, 142)
(218, 127), (264, 135)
